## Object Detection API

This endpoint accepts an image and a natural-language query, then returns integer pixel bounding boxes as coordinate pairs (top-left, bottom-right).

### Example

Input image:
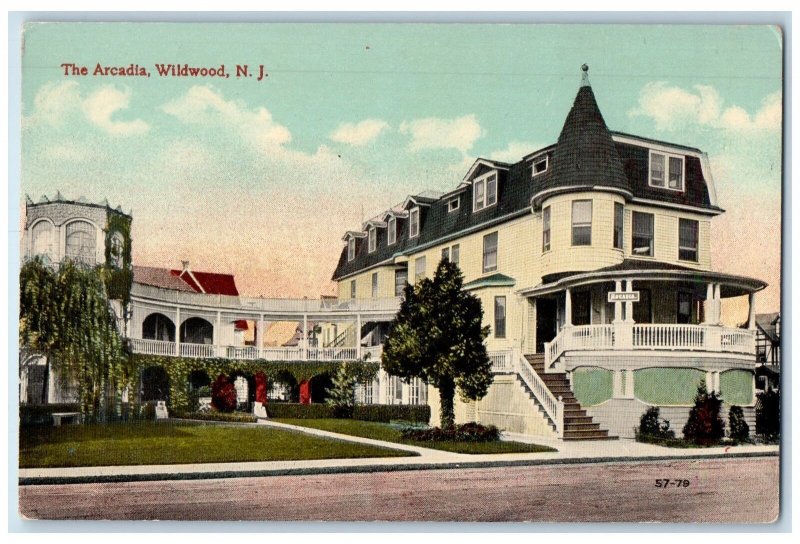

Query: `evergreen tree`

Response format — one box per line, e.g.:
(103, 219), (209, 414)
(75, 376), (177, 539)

(325, 362), (361, 418)
(682, 382), (725, 445)
(382, 259), (492, 428)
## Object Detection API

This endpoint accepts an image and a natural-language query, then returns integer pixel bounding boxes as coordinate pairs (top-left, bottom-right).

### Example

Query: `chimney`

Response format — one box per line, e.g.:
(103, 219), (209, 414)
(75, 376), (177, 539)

(181, 260), (190, 273)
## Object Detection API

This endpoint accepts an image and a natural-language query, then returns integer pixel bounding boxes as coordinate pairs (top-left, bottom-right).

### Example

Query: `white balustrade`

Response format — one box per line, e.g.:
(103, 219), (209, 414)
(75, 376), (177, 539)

(128, 338), (175, 356)
(488, 349), (514, 373)
(179, 343), (215, 358)
(512, 350), (563, 437)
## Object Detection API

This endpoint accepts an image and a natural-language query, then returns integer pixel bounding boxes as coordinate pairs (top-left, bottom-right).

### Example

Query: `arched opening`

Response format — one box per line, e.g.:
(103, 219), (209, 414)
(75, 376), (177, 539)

(142, 313), (176, 342)
(31, 220), (55, 261)
(188, 369), (211, 390)
(180, 317), (213, 344)
(141, 366), (170, 402)
(309, 373), (333, 404)
(65, 220), (97, 265)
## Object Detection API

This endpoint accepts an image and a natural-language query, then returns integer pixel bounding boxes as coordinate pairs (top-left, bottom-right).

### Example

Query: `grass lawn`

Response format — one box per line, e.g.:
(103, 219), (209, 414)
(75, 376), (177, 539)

(19, 420), (413, 468)
(275, 419), (557, 454)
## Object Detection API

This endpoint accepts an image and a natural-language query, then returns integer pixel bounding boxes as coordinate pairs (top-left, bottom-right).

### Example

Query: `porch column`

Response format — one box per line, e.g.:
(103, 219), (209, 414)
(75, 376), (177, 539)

(302, 314), (308, 360)
(565, 289), (573, 326)
(703, 283), (714, 324)
(714, 283), (722, 324)
(258, 314), (265, 353)
(215, 310), (222, 357)
(175, 306), (181, 356)
(356, 313), (363, 359)
(625, 369), (635, 398)
(747, 293), (757, 330)
(624, 280), (634, 323)
(613, 280), (623, 323)
(613, 370), (624, 398)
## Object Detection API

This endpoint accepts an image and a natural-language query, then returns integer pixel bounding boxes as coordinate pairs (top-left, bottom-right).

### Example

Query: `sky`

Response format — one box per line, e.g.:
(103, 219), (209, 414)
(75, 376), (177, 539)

(19, 23), (783, 318)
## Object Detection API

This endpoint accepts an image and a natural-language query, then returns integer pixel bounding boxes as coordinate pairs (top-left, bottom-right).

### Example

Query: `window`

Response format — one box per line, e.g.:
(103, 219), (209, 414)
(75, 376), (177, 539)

(571, 200), (592, 246)
(65, 220), (97, 265)
(409, 207), (420, 238)
(371, 272), (378, 298)
(649, 151), (684, 191)
(394, 269), (408, 296)
(677, 292), (692, 324)
(494, 296), (506, 338)
(532, 154), (548, 176)
(31, 220), (54, 261)
(447, 197), (460, 212)
(387, 217), (396, 245)
(368, 227), (377, 253)
(109, 231), (124, 268)
(679, 218), (699, 262)
(473, 172), (498, 212)
(483, 232), (498, 273)
(350, 280), (356, 299)
(613, 203), (624, 250)
(415, 256), (426, 281)
(632, 212), (654, 256)
(451, 244), (460, 265)
(542, 206), (551, 252)
(347, 238), (356, 261)
(441, 247), (450, 262)
(408, 378), (427, 405)
(633, 289), (652, 324)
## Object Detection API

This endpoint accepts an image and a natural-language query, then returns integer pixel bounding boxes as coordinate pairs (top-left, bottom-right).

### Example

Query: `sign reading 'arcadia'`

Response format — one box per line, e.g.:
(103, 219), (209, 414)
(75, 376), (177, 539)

(608, 291), (640, 303)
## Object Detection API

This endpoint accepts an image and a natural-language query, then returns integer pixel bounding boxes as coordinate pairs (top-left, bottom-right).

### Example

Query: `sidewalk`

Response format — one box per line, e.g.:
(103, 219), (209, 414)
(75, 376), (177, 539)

(18, 419), (779, 485)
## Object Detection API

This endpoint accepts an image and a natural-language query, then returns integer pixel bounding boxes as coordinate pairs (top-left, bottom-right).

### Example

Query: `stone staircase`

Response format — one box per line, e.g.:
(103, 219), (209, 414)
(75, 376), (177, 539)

(524, 354), (618, 441)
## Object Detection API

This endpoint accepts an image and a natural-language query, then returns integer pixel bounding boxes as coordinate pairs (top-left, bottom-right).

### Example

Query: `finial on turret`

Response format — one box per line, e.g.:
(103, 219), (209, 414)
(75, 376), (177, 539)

(580, 64), (590, 87)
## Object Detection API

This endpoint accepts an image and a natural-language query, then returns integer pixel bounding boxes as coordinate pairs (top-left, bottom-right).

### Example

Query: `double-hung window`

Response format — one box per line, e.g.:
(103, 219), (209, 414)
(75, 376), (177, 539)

(451, 244), (460, 265)
(473, 172), (498, 212)
(613, 203), (624, 250)
(368, 227), (377, 253)
(347, 238), (356, 261)
(441, 247), (450, 262)
(387, 217), (397, 245)
(542, 206), (551, 252)
(649, 151), (685, 191)
(678, 218), (699, 262)
(483, 232), (498, 273)
(350, 280), (356, 299)
(394, 269), (408, 296)
(409, 207), (420, 238)
(371, 272), (378, 298)
(632, 212), (654, 257)
(494, 296), (506, 338)
(415, 256), (426, 281)
(571, 200), (592, 246)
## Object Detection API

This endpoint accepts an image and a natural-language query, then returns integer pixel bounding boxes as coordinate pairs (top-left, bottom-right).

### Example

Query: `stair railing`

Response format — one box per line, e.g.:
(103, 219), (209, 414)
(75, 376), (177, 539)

(513, 348), (564, 437)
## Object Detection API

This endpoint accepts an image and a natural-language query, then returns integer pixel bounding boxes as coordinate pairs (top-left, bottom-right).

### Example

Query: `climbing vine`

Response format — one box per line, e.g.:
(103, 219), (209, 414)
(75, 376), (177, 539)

(130, 354), (379, 412)
(101, 210), (133, 306)
(19, 258), (133, 421)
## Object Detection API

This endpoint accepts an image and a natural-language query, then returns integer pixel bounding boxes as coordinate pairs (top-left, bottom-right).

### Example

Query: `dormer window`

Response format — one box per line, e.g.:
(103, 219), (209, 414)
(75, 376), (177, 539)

(473, 172), (498, 212)
(532, 154), (548, 177)
(388, 216), (397, 245)
(368, 227), (377, 253)
(347, 237), (356, 261)
(649, 151), (684, 191)
(447, 197), (460, 213)
(409, 207), (420, 238)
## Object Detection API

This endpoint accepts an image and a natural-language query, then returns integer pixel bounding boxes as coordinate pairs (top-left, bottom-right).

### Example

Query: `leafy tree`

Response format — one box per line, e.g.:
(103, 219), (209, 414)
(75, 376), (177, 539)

(728, 405), (750, 442)
(19, 258), (129, 421)
(682, 382), (725, 445)
(755, 388), (780, 441)
(382, 259), (492, 428)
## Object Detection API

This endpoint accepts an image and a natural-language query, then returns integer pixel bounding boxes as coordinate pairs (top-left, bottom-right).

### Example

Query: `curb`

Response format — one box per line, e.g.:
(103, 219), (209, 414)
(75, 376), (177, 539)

(18, 450), (779, 486)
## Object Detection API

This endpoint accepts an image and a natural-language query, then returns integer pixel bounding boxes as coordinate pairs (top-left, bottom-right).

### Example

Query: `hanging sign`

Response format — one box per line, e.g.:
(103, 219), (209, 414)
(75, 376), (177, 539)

(608, 291), (640, 303)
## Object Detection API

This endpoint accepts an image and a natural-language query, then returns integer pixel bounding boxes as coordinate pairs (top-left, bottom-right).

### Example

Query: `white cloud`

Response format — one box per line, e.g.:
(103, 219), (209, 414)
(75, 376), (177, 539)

(82, 86), (149, 136)
(46, 143), (89, 162)
(489, 141), (544, 163)
(399, 114), (482, 153)
(330, 119), (389, 146)
(629, 82), (781, 133)
(25, 80), (149, 136)
(161, 85), (291, 152)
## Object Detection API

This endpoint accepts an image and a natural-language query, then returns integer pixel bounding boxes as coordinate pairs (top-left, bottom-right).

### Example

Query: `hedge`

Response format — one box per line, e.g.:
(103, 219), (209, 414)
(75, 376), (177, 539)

(20, 403), (81, 425)
(266, 403), (336, 419)
(353, 404), (431, 424)
(171, 411), (258, 424)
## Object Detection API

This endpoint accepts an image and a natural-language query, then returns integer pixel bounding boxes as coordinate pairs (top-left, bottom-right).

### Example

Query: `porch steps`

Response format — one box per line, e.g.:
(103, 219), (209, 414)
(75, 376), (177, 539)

(525, 354), (618, 441)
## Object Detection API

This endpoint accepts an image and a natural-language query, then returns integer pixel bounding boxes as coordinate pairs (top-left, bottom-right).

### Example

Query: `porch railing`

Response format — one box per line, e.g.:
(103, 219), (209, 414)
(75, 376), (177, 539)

(488, 349), (514, 373)
(544, 323), (756, 369)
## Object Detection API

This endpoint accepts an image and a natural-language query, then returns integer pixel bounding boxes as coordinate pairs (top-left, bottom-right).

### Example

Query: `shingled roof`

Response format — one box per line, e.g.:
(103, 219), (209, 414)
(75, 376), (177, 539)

(538, 65), (630, 199)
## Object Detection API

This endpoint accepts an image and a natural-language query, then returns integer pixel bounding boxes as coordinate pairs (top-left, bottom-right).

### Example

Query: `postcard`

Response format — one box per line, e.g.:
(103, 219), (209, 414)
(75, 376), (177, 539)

(15, 21), (782, 523)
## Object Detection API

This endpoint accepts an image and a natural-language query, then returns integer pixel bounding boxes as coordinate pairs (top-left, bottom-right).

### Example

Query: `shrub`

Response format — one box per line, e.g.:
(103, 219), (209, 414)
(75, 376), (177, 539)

(211, 374), (237, 413)
(353, 404), (431, 424)
(325, 362), (360, 418)
(141, 401), (158, 420)
(197, 385), (212, 398)
(172, 411), (257, 424)
(401, 422), (500, 442)
(682, 383), (725, 445)
(636, 406), (675, 441)
(266, 402), (336, 419)
(19, 403), (81, 426)
(755, 388), (780, 441)
(728, 405), (750, 442)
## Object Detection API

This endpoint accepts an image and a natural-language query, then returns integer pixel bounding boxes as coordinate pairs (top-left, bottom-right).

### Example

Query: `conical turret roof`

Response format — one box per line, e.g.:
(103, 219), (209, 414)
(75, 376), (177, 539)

(540, 65), (630, 197)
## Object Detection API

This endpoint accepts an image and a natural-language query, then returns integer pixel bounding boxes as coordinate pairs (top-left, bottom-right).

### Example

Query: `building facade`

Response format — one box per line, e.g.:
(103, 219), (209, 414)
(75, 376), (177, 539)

(331, 67), (766, 439)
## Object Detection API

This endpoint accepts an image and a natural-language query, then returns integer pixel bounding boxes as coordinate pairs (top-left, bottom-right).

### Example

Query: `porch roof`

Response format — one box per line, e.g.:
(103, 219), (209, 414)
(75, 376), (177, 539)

(518, 259), (767, 298)
(463, 272), (516, 291)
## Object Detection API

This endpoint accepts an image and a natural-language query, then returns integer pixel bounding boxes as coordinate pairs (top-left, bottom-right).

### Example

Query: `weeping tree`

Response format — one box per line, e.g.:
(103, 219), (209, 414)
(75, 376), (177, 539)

(19, 257), (130, 421)
(382, 259), (492, 428)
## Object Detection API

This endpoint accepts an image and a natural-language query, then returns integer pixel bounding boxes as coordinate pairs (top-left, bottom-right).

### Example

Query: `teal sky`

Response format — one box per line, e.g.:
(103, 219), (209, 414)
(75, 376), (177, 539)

(20, 23), (783, 314)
